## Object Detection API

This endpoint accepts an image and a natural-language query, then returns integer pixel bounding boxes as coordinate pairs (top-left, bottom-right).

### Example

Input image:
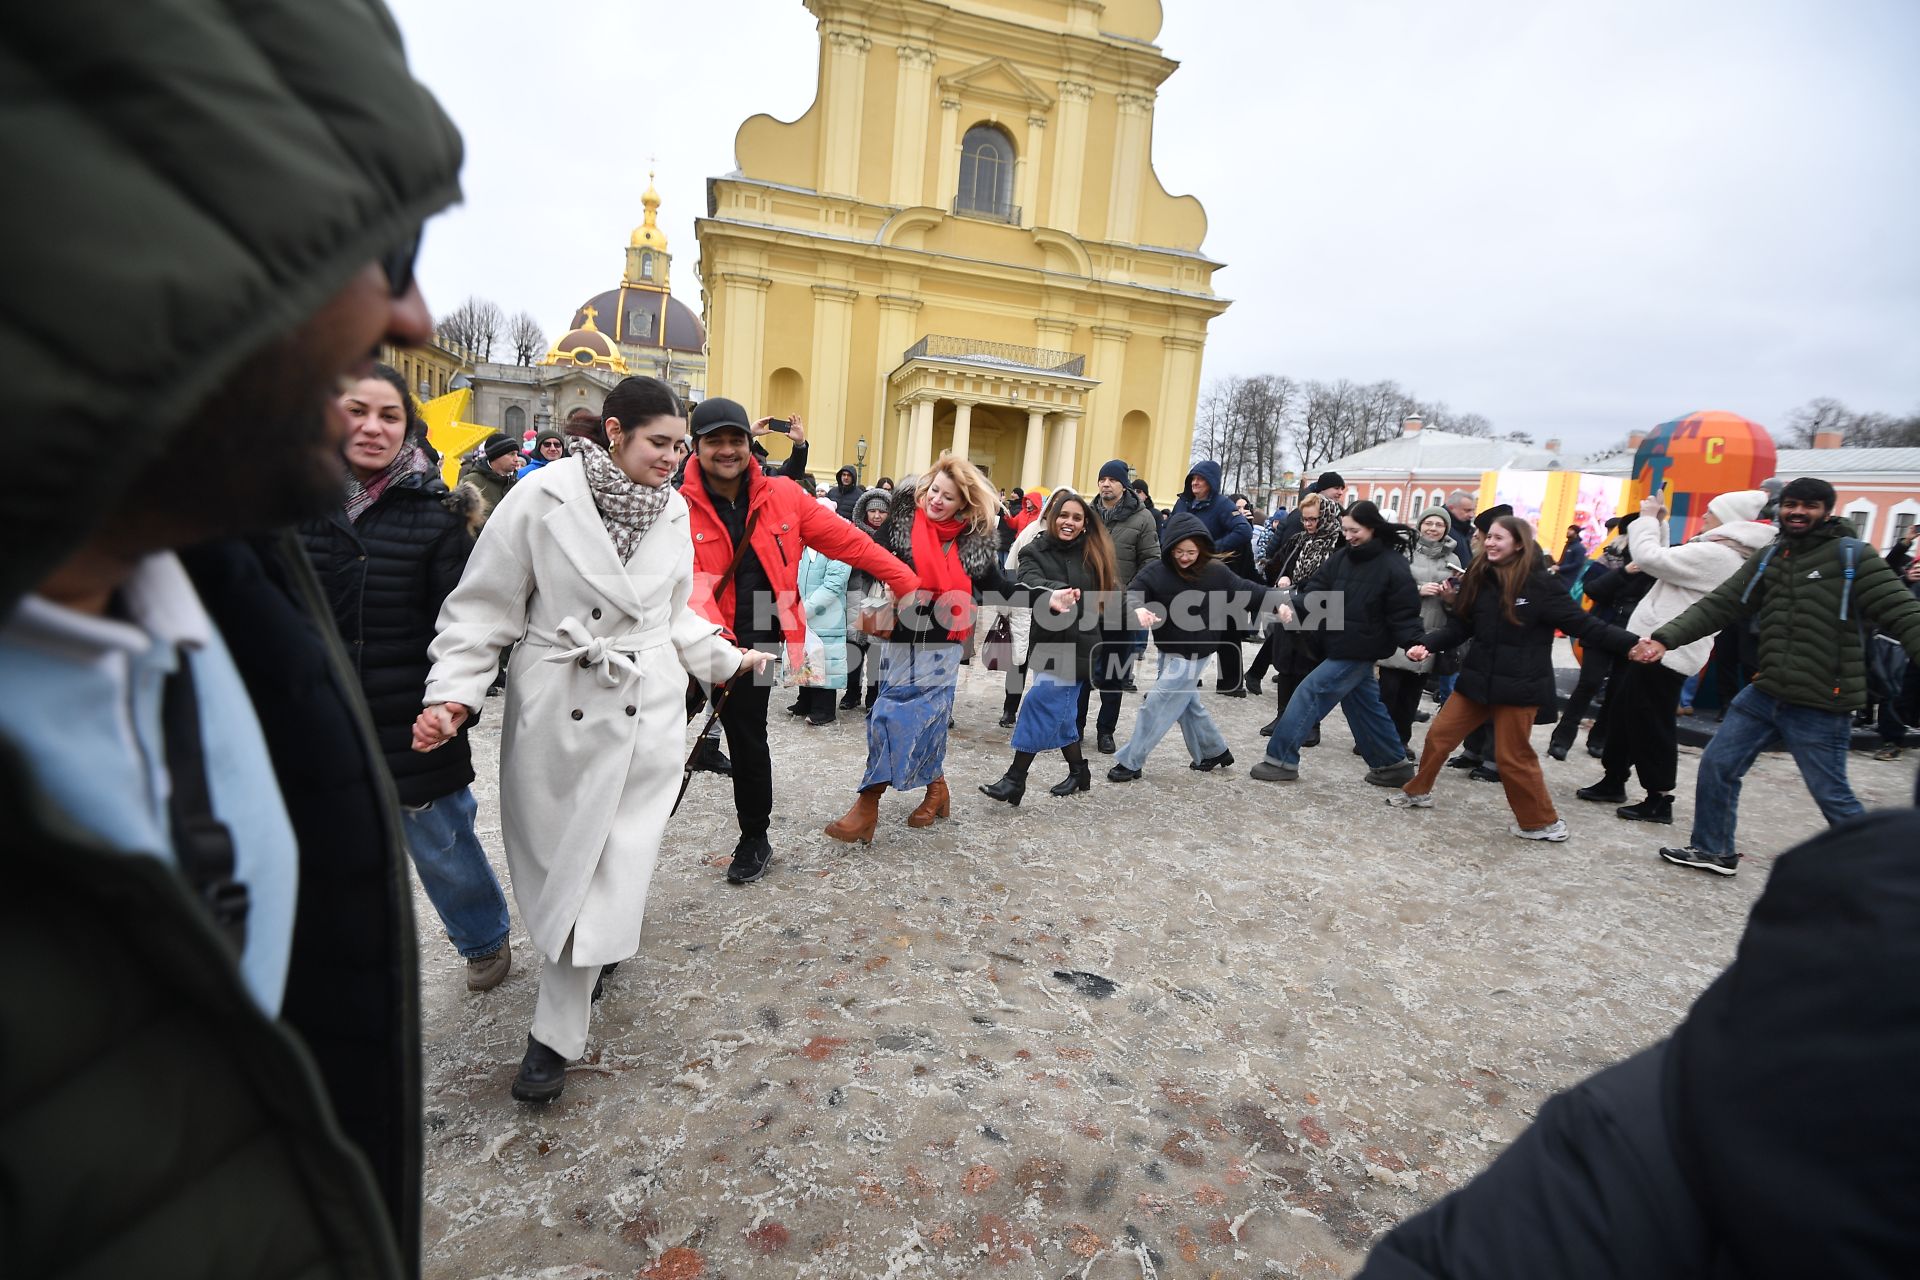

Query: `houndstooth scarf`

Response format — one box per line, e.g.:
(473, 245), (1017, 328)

(570, 437), (671, 562)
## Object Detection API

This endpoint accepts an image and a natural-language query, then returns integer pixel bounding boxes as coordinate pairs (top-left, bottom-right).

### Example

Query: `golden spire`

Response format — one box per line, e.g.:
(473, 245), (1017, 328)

(629, 167), (668, 251)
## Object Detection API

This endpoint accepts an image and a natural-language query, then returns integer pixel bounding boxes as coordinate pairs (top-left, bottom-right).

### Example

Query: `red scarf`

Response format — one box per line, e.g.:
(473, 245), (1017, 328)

(911, 511), (975, 643)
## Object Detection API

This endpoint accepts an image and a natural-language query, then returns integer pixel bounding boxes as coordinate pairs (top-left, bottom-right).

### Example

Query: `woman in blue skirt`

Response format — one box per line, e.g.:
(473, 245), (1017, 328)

(980, 490), (1122, 803)
(825, 456), (1069, 843)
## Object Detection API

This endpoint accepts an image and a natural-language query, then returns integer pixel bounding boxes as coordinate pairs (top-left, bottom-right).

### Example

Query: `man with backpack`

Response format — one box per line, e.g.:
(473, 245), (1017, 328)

(1632, 477), (1920, 876)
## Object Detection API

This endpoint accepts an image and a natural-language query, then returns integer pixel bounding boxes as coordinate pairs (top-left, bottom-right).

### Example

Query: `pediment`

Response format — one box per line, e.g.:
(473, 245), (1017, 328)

(939, 57), (1054, 112)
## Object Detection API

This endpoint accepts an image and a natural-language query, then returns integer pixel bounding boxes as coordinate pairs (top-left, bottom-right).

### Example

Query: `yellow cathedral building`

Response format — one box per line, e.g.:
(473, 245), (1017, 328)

(695, 0), (1229, 494)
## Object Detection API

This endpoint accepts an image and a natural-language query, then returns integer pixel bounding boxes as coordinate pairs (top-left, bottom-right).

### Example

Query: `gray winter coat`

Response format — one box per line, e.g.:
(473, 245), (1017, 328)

(1380, 535), (1462, 674)
(1093, 488), (1161, 588)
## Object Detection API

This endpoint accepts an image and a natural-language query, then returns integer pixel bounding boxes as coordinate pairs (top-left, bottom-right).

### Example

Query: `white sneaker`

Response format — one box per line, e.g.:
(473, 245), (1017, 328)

(1510, 819), (1569, 842)
(1385, 792), (1433, 809)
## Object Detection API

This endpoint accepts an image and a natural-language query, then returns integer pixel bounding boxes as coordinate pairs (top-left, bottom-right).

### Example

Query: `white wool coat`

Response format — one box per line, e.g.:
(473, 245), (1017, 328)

(1625, 515), (1777, 676)
(423, 458), (742, 967)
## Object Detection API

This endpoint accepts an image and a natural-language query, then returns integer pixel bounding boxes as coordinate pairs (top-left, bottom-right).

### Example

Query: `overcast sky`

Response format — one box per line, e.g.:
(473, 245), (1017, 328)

(391, 0), (1918, 457)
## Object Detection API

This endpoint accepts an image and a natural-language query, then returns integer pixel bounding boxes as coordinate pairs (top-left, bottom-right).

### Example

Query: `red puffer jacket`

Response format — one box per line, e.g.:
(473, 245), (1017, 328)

(681, 456), (919, 654)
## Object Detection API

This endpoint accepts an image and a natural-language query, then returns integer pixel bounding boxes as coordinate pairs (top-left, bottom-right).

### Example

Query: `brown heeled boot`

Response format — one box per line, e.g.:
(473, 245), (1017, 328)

(907, 776), (950, 828)
(825, 786), (884, 844)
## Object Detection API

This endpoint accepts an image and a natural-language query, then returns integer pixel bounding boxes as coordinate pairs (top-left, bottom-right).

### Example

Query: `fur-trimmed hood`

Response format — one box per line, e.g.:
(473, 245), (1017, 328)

(879, 487), (1001, 579)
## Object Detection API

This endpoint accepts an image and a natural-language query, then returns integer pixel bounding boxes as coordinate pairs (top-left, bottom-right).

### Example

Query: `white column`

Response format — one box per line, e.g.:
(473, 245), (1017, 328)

(1106, 91), (1153, 244)
(909, 398), (936, 474)
(1049, 80), (1093, 235)
(950, 400), (974, 459)
(1017, 114), (1046, 228)
(935, 97), (963, 211)
(893, 404), (911, 477)
(889, 45), (936, 206)
(1053, 414), (1081, 490)
(1022, 409), (1047, 490)
(819, 28), (872, 197)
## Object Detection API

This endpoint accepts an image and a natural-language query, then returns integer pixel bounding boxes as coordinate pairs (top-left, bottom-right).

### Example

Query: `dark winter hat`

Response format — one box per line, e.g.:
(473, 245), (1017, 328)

(1098, 459), (1131, 485)
(1313, 471), (1346, 492)
(690, 396), (753, 438)
(532, 428), (565, 453)
(1473, 503), (1513, 535)
(483, 435), (520, 462)
(1780, 476), (1837, 510)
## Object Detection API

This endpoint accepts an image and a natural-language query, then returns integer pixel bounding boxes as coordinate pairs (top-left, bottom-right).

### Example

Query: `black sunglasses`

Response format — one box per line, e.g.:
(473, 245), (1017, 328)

(381, 227), (423, 297)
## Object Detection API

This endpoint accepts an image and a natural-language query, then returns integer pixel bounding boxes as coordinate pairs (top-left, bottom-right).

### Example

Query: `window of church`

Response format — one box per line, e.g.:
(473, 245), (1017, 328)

(956, 124), (1016, 221)
(641, 252), (654, 280)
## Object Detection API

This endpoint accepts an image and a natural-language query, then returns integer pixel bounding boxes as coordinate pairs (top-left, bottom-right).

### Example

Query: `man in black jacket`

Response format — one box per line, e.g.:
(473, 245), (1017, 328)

(0, 3), (461, 1275)
(1357, 795), (1920, 1279)
(1250, 502), (1424, 786)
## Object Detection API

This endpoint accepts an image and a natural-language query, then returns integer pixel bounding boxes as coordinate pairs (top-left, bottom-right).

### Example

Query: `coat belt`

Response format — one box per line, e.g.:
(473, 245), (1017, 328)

(531, 617), (671, 687)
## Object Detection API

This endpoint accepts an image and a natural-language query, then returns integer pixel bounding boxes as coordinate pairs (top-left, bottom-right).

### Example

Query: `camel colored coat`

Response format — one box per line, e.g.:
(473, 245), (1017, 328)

(423, 458), (742, 967)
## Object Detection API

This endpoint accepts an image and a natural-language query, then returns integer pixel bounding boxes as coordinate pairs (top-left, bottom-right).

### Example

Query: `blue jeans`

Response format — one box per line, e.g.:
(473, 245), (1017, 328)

(1265, 658), (1408, 770)
(400, 786), (511, 959)
(1679, 669), (1702, 709)
(1689, 685), (1864, 856)
(1115, 652), (1228, 770)
(1432, 672), (1458, 704)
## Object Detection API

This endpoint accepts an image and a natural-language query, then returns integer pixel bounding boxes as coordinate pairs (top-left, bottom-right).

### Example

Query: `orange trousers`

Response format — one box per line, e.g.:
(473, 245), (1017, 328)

(1406, 693), (1558, 829)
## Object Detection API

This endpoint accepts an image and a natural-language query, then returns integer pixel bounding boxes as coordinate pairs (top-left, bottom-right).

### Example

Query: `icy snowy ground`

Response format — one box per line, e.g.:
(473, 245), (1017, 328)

(418, 653), (1916, 1279)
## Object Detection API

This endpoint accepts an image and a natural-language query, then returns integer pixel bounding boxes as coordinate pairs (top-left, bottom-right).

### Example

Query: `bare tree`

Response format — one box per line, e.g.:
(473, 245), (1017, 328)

(435, 296), (503, 362)
(508, 311), (545, 366)
(1780, 397), (1920, 449)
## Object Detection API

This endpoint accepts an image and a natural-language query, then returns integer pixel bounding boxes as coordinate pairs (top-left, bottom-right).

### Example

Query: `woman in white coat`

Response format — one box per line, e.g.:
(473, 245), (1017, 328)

(1575, 490), (1772, 824)
(413, 376), (772, 1102)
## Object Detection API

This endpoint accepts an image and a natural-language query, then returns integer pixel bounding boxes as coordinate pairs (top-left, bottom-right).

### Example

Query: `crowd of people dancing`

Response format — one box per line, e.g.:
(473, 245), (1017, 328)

(355, 371), (1920, 1100)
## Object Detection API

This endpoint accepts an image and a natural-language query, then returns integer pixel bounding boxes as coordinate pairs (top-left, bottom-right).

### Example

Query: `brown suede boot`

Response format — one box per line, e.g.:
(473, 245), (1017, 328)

(907, 776), (950, 828)
(825, 786), (884, 844)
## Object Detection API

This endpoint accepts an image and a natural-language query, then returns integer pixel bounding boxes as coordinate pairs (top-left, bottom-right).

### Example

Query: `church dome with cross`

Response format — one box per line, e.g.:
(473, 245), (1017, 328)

(563, 173), (707, 363)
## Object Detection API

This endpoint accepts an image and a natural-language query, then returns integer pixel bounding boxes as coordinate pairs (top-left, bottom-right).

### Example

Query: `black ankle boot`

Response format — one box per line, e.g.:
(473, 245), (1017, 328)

(1048, 761), (1092, 796)
(1616, 794), (1674, 824)
(511, 1034), (569, 1103)
(838, 686), (861, 711)
(980, 772), (1027, 805)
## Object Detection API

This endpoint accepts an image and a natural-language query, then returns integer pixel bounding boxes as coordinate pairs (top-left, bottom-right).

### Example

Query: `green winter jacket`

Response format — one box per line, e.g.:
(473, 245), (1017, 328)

(1652, 517), (1920, 712)
(0, 1), (462, 1276)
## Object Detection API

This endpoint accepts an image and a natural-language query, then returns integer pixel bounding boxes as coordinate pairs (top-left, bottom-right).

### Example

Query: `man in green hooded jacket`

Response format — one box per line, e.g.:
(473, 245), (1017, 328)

(1631, 477), (1920, 877)
(0, 3), (463, 1276)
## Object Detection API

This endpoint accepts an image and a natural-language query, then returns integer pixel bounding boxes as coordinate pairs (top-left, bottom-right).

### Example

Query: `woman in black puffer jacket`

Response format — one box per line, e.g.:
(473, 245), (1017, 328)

(1390, 514), (1638, 842)
(301, 364), (512, 989)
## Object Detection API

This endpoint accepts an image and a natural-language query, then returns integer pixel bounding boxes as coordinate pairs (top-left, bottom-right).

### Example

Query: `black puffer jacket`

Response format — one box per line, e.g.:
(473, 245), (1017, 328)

(1126, 512), (1274, 657)
(1422, 566), (1637, 707)
(301, 470), (478, 806)
(1289, 536), (1424, 662)
(1018, 531), (1125, 681)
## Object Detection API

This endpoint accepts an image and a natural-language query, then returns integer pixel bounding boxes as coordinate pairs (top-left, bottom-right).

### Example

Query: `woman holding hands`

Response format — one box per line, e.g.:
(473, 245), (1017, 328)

(413, 376), (772, 1103)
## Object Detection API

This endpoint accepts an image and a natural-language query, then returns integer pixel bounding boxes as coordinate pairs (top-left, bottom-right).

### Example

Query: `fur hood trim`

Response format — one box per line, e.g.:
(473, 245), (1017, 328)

(880, 488), (1000, 578)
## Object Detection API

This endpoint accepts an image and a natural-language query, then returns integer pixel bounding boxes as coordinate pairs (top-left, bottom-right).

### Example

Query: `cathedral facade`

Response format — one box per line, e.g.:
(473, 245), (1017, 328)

(695, 0), (1228, 493)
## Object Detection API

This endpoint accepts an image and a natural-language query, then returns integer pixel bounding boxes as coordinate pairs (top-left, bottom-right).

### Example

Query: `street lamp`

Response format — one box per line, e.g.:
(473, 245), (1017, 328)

(855, 435), (868, 482)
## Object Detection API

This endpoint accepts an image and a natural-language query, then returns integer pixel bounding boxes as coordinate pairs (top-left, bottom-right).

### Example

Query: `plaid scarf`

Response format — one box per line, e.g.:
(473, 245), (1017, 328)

(344, 438), (428, 524)
(570, 437), (671, 562)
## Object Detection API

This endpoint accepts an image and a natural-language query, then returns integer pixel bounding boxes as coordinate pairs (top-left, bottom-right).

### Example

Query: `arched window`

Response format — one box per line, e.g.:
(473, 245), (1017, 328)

(504, 405), (526, 435)
(1409, 488), (1426, 513)
(956, 124), (1016, 220)
(1386, 489), (1402, 516)
(641, 251), (654, 280)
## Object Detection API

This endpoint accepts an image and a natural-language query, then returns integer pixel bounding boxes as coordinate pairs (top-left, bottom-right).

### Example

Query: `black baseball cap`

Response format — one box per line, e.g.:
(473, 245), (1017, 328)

(689, 397), (753, 438)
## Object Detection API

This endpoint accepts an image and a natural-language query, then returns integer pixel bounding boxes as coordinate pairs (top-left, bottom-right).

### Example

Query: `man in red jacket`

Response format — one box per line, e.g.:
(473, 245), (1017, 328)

(680, 398), (919, 883)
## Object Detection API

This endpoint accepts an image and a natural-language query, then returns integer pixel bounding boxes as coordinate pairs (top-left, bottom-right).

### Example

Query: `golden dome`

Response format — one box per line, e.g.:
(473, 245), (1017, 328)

(629, 172), (668, 251)
(540, 306), (629, 373)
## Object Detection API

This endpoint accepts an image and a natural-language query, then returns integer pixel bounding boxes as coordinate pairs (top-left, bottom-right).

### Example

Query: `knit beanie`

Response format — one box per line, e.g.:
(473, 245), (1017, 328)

(1098, 459), (1131, 486)
(484, 435), (521, 462)
(1415, 505), (1452, 531)
(1707, 489), (1768, 526)
(1313, 471), (1345, 492)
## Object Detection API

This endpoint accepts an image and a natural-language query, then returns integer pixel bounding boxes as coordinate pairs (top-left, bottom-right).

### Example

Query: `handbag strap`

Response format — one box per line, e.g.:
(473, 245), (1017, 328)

(161, 657), (249, 956)
(717, 510), (762, 597)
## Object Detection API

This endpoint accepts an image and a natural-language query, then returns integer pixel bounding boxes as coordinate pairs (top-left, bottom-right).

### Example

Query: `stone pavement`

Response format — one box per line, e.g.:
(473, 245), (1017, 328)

(421, 655), (1917, 1279)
